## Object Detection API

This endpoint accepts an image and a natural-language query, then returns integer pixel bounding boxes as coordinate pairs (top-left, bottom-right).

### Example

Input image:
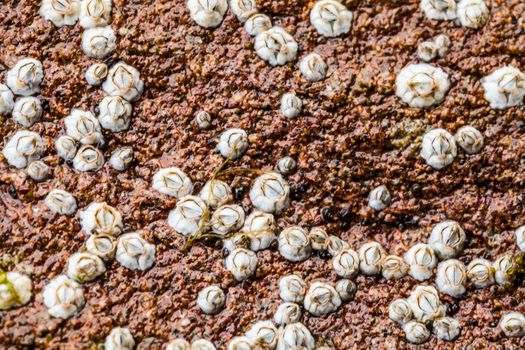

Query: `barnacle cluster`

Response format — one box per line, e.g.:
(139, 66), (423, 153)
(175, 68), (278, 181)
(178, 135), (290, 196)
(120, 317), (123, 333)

(0, 269), (32, 310)
(420, 0), (490, 29)
(417, 34), (451, 61)
(395, 63), (450, 108)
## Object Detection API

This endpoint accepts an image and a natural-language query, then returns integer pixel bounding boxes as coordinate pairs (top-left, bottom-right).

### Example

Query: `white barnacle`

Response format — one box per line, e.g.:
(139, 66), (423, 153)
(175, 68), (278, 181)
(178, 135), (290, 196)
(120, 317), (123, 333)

(435, 259), (467, 298)
(325, 235), (349, 256)
(153, 167), (193, 198)
(466, 258), (495, 288)
(104, 327), (135, 350)
(79, 202), (123, 236)
(405, 243), (437, 281)
(276, 322), (315, 350)
(86, 233), (117, 260)
(428, 220), (466, 259)
(223, 234), (250, 253)
(493, 254), (513, 285)
(194, 110), (212, 130)
(368, 185), (391, 211)
(167, 195), (206, 236)
(335, 279), (356, 302)
(481, 66), (525, 110)
(499, 312), (525, 338)
(457, 0), (489, 29)
(420, 0), (457, 21)
(109, 147), (133, 171)
(55, 135), (77, 161)
(44, 189), (77, 215)
(279, 275), (306, 303)
(217, 128), (249, 160)
(434, 34), (451, 57)
(6, 58), (44, 96)
(211, 204), (245, 235)
(86, 63), (108, 86)
(192, 340), (216, 350)
(299, 53), (328, 82)
(309, 227), (328, 251)
(276, 156), (297, 175)
(433, 316), (461, 341)
(227, 337), (253, 350)
(395, 63), (450, 108)
(407, 285), (445, 324)
(12, 96), (42, 127)
(39, 0), (80, 27)
(102, 62), (144, 102)
(358, 241), (386, 275)
(245, 321), (278, 349)
(116, 232), (156, 271)
(79, 0), (112, 29)
(64, 109), (105, 146)
(2, 130), (44, 169)
(0, 271), (32, 310)
(254, 27), (298, 66)
(454, 126), (484, 154)
(82, 26), (117, 59)
(304, 281), (342, 317)
(403, 320), (430, 344)
(26, 160), (49, 182)
(278, 226), (312, 262)
(310, 0), (352, 37)
(244, 14), (271, 36)
(381, 255), (409, 280)
(187, 0), (228, 28)
(420, 128), (457, 170)
(73, 145), (105, 172)
(417, 41), (438, 62)
(98, 95), (132, 132)
(332, 248), (359, 279)
(516, 225), (525, 252)
(250, 172), (290, 214)
(197, 285), (226, 314)
(274, 302), (302, 325)
(43, 275), (85, 319)
(66, 252), (106, 283)
(167, 339), (191, 350)
(230, 0), (257, 22)
(280, 92), (302, 119)
(0, 84), (15, 116)
(242, 211), (276, 251)
(388, 298), (413, 325)
(199, 179), (232, 209)
(225, 248), (258, 281)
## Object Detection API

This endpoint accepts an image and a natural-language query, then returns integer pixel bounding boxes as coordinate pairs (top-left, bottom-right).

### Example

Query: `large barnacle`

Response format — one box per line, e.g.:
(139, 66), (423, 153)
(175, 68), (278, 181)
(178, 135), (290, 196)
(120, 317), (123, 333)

(109, 147), (134, 171)
(420, 0), (457, 21)
(79, 202), (123, 236)
(279, 275), (307, 303)
(0, 271), (32, 310)
(435, 259), (467, 298)
(457, 0), (490, 29)
(230, 0), (257, 22)
(55, 135), (77, 161)
(192, 340), (217, 350)
(481, 66), (525, 109)
(493, 254), (513, 285)
(428, 220), (466, 259)
(304, 281), (342, 316)
(0, 84), (15, 116)
(116, 232), (156, 271)
(310, 0), (352, 37)
(368, 185), (391, 211)
(26, 160), (49, 182)
(454, 126), (484, 154)
(102, 62), (144, 102)
(405, 243), (437, 281)
(167, 195), (206, 236)
(167, 339), (191, 350)
(104, 327), (135, 350)
(381, 255), (409, 280)
(66, 252), (106, 283)
(407, 285), (445, 324)
(395, 63), (450, 108)
(2, 130), (44, 169)
(326, 234), (350, 256)
(499, 312), (525, 337)
(64, 109), (105, 145)
(242, 211), (276, 251)
(335, 279), (356, 302)
(403, 320), (430, 344)
(274, 302), (302, 325)
(466, 258), (495, 288)
(227, 337), (254, 350)
(516, 226), (525, 252)
(39, 0), (80, 27)
(245, 321), (278, 349)
(44, 189), (77, 215)
(86, 63), (108, 86)
(358, 241), (386, 275)
(73, 145), (105, 172)
(82, 26), (116, 58)
(12, 97), (43, 127)
(98, 95), (132, 132)
(197, 285), (226, 314)
(433, 316), (461, 341)
(388, 298), (413, 325)
(43, 275), (85, 319)
(420, 128), (457, 169)
(186, 0), (228, 28)
(211, 204), (245, 235)
(153, 167), (193, 198)
(225, 248), (258, 281)
(217, 128), (249, 160)
(255, 27), (298, 66)
(6, 58), (44, 96)
(278, 226), (312, 262)
(249, 172), (290, 214)
(299, 53), (328, 82)
(276, 323), (315, 350)
(280, 92), (303, 119)
(86, 234), (117, 260)
(79, 0), (112, 29)
(244, 14), (272, 36)
(199, 179), (232, 209)
(332, 248), (359, 279)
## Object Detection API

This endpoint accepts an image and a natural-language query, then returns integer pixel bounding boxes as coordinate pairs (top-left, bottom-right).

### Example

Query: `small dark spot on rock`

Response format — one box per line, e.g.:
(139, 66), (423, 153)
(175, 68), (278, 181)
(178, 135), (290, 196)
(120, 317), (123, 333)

(321, 207), (333, 221)
(8, 187), (18, 199)
(447, 302), (459, 315)
(233, 186), (246, 201)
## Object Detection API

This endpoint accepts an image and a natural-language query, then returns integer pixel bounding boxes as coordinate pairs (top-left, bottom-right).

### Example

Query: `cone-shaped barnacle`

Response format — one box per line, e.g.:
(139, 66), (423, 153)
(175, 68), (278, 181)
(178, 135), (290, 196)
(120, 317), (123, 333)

(405, 243), (437, 281)
(280, 92), (302, 119)
(109, 147), (133, 171)
(250, 172), (290, 214)
(102, 62), (144, 102)
(407, 285), (445, 324)
(26, 160), (49, 182)
(104, 327), (135, 350)
(299, 53), (328, 82)
(278, 226), (312, 262)
(167, 339), (191, 350)
(227, 336), (254, 350)
(481, 66), (525, 110)
(39, 0), (80, 27)
(73, 145), (105, 172)
(153, 167), (193, 198)
(417, 41), (438, 62)
(116, 232), (156, 271)
(82, 26), (117, 59)
(6, 58), (44, 96)
(64, 109), (105, 145)
(433, 316), (460, 341)
(45, 189), (77, 215)
(86, 233), (116, 260)
(79, 202), (123, 236)
(304, 281), (342, 316)
(388, 298), (413, 325)
(192, 340), (217, 350)
(276, 322), (315, 350)
(435, 259), (467, 298)
(197, 285), (226, 314)
(428, 220), (466, 259)
(326, 236), (349, 257)
(395, 63), (450, 108)
(245, 321), (278, 349)
(255, 27), (298, 66)
(454, 125), (484, 154)
(217, 128), (249, 160)
(457, 0), (489, 29)
(368, 185), (391, 211)
(230, 0), (257, 22)
(279, 274), (306, 303)
(98, 95), (132, 132)
(211, 204), (245, 235)
(86, 63), (108, 86)
(225, 248), (258, 281)
(433, 35), (451, 58)
(0, 271), (32, 310)
(493, 254), (513, 285)
(79, 0), (112, 29)
(66, 252), (106, 283)
(42, 275), (85, 319)
(274, 302), (302, 325)
(403, 320), (430, 344)
(244, 14), (272, 36)
(0, 84), (15, 116)
(358, 242), (386, 275)
(223, 234), (250, 253)
(309, 227), (328, 251)
(332, 248), (359, 279)
(167, 195), (206, 236)
(12, 96), (43, 127)
(194, 110), (212, 130)
(2, 130), (44, 169)
(187, 0), (228, 28)
(516, 225), (525, 252)
(310, 0), (352, 37)
(466, 258), (495, 288)
(420, 0), (457, 20)
(199, 179), (232, 209)
(499, 312), (525, 337)
(55, 135), (77, 161)
(420, 128), (457, 170)
(381, 255), (409, 280)
(335, 279), (356, 302)
(242, 211), (276, 251)
(276, 156), (297, 175)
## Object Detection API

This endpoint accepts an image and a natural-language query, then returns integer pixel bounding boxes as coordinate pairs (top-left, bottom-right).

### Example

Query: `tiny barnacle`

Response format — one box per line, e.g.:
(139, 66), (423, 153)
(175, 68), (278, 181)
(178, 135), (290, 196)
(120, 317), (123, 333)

(7, 58), (44, 96)
(192, 339), (217, 350)
(279, 274), (306, 303)
(109, 147), (134, 171)
(428, 220), (466, 259)
(433, 316), (461, 341)
(230, 0), (257, 22)
(420, 128), (457, 170)
(244, 14), (272, 36)
(493, 254), (513, 285)
(454, 126), (483, 154)
(102, 62), (144, 102)
(44, 189), (77, 215)
(435, 259), (467, 298)
(404, 243), (437, 281)
(66, 252), (106, 283)
(116, 232), (156, 271)
(276, 322), (315, 350)
(245, 321), (278, 349)
(79, 202), (123, 236)
(280, 92), (303, 119)
(395, 63), (450, 108)
(499, 312), (525, 337)
(335, 279), (356, 302)
(332, 248), (359, 279)
(368, 185), (391, 211)
(186, 0), (228, 28)
(276, 156), (297, 175)
(167, 195), (206, 236)
(403, 320), (430, 344)
(310, 0), (353, 37)
(225, 248), (258, 281)
(153, 167), (194, 199)
(250, 172), (290, 214)
(481, 66), (525, 110)
(64, 109), (105, 145)
(388, 298), (413, 325)
(86, 63), (108, 86)
(73, 145), (105, 172)
(43, 275), (85, 319)
(211, 204), (245, 235)
(417, 41), (438, 62)
(309, 227), (328, 251)
(434, 34), (451, 57)
(299, 53), (328, 82)
(242, 211), (276, 251)
(0, 271), (32, 310)
(304, 281), (342, 316)
(79, 0), (112, 29)
(278, 226), (312, 262)
(407, 285), (445, 323)
(98, 95), (133, 132)
(194, 110), (212, 130)
(197, 285), (226, 314)
(55, 135), (77, 161)
(457, 0), (490, 29)
(274, 302), (302, 325)
(466, 258), (495, 288)
(26, 160), (49, 182)
(227, 336), (253, 350)
(255, 27), (298, 66)
(420, 0), (457, 21)
(167, 339), (191, 350)
(39, 0), (80, 27)
(358, 241), (386, 275)
(217, 128), (249, 160)
(82, 26), (117, 59)
(104, 327), (135, 350)
(381, 255), (409, 280)
(12, 97), (42, 127)
(516, 225), (525, 252)
(2, 130), (45, 169)
(86, 233), (117, 260)
(0, 84), (15, 116)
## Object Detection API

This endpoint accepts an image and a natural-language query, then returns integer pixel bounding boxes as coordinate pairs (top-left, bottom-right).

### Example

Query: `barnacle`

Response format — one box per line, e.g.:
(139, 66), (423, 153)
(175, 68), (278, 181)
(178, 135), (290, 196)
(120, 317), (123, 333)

(64, 109), (105, 146)
(481, 66), (525, 110)
(43, 275), (85, 319)
(225, 248), (258, 281)
(332, 248), (359, 279)
(217, 128), (249, 160)
(44, 189), (77, 215)
(0, 84), (15, 116)
(109, 147), (134, 171)
(428, 220), (466, 259)
(516, 226), (525, 252)
(0, 270), (32, 310)
(86, 63), (108, 86)
(381, 255), (409, 280)
(242, 211), (276, 251)
(434, 34), (451, 57)
(457, 0), (490, 29)
(66, 252), (106, 283)
(407, 285), (445, 323)
(493, 254), (512, 285)
(2, 130), (44, 169)
(153, 167), (193, 198)
(278, 226), (312, 262)
(276, 323), (315, 350)
(335, 279), (356, 302)
(167, 339), (191, 350)
(404, 243), (437, 281)
(420, 0), (457, 21)
(186, 0), (228, 28)
(249, 172), (290, 214)
(104, 327), (135, 350)
(199, 179), (232, 209)
(388, 298), (413, 325)
(280, 92), (302, 119)
(81, 26), (116, 58)
(244, 14), (272, 36)
(454, 126), (484, 154)
(358, 242), (386, 275)
(395, 63), (450, 108)
(98, 95), (132, 132)
(73, 145), (105, 172)
(254, 27), (298, 66)
(435, 259), (467, 297)
(499, 312), (525, 337)
(223, 234), (250, 252)
(325, 235), (349, 256)
(197, 285), (226, 314)
(12, 96), (42, 127)
(309, 227), (328, 251)
(310, 0), (352, 38)
(368, 185), (391, 211)
(192, 339), (217, 350)
(26, 160), (49, 182)
(245, 321), (278, 349)
(403, 320), (430, 344)
(299, 53), (328, 82)
(102, 62), (144, 102)
(79, 202), (123, 236)
(227, 337), (254, 350)
(86, 233), (117, 260)
(279, 274), (306, 303)
(417, 41), (438, 62)
(194, 110), (212, 130)
(39, 0), (80, 27)
(167, 195), (206, 236)
(304, 281), (342, 316)
(433, 316), (461, 341)
(420, 128), (457, 170)
(116, 232), (156, 271)
(466, 258), (495, 288)
(6, 58), (44, 96)
(79, 0), (112, 29)
(211, 204), (245, 235)
(55, 135), (77, 161)
(274, 302), (302, 325)
(276, 156), (297, 175)
(230, 0), (257, 22)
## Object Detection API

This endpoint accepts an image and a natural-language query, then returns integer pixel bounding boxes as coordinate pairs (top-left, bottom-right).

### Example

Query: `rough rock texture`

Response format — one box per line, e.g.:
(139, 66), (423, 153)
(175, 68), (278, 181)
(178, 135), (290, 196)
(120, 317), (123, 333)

(1, 0), (525, 349)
